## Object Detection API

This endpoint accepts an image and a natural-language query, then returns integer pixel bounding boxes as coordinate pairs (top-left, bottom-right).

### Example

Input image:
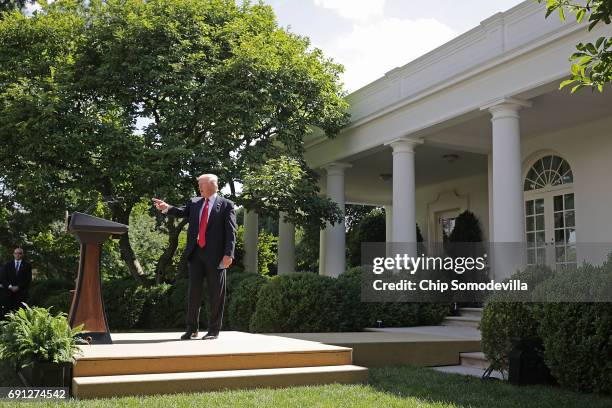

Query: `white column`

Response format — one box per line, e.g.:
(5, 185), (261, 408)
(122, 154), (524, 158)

(481, 97), (532, 280)
(487, 152), (494, 242)
(277, 211), (295, 275)
(318, 228), (326, 275)
(385, 138), (422, 243)
(384, 205), (393, 243)
(322, 162), (351, 277)
(243, 210), (258, 273)
(482, 98), (531, 243)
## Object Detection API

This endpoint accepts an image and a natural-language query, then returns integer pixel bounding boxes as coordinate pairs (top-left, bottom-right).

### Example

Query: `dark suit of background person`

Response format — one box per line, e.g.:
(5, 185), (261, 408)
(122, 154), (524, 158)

(166, 193), (237, 339)
(1, 255), (32, 313)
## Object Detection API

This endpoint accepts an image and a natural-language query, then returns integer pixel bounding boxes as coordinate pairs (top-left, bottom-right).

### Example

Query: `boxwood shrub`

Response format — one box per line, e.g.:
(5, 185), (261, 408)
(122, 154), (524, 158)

(479, 264), (554, 372)
(249, 272), (341, 333)
(228, 274), (268, 331)
(531, 257), (612, 394)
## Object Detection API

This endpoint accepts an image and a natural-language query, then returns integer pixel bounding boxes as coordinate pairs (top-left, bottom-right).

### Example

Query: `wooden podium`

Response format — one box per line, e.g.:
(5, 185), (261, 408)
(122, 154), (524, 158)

(67, 212), (128, 344)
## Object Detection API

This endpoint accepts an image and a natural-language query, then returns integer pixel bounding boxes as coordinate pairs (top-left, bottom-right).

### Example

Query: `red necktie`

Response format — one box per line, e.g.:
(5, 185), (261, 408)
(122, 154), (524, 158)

(198, 199), (209, 248)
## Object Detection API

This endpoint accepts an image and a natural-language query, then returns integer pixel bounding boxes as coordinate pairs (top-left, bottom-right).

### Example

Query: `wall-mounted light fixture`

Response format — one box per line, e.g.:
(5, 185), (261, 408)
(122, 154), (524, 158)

(442, 154), (459, 163)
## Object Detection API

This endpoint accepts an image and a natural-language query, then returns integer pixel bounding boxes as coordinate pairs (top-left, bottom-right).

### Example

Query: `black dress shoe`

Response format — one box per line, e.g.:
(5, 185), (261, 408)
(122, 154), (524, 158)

(201, 332), (218, 340)
(180, 331), (198, 340)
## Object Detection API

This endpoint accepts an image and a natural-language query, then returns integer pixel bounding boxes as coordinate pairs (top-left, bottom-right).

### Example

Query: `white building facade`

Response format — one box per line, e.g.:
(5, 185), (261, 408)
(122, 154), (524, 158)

(246, 1), (612, 278)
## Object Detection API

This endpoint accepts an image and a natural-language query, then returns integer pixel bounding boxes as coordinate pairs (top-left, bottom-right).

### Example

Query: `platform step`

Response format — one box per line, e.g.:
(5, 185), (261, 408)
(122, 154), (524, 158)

(442, 316), (481, 329)
(460, 352), (488, 369)
(74, 332), (353, 377)
(72, 364), (369, 399)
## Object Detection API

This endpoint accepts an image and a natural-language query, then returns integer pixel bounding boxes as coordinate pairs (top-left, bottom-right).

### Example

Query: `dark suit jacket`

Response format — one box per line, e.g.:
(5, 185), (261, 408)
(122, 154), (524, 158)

(1, 259), (32, 297)
(167, 195), (237, 266)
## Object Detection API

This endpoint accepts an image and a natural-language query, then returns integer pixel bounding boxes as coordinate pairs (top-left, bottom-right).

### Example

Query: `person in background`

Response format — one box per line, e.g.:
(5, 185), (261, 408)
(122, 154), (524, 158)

(1, 248), (33, 313)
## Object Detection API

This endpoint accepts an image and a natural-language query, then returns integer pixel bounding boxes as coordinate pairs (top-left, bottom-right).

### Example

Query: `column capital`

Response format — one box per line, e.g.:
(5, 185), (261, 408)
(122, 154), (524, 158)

(322, 162), (352, 176)
(385, 137), (423, 153)
(480, 97), (532, 119)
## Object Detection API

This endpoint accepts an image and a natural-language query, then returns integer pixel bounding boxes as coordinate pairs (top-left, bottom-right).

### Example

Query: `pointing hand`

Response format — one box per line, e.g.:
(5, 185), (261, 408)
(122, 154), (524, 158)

(152, 198), (169, 211)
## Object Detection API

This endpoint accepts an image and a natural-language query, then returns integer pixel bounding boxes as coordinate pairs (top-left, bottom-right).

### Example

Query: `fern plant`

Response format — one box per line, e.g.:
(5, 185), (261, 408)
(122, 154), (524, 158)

(0, 304), (85, 369)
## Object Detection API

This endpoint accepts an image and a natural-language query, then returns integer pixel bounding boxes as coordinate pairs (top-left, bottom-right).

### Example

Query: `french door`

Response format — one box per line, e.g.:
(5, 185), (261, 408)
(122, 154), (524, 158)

(525, 188), (576, 269)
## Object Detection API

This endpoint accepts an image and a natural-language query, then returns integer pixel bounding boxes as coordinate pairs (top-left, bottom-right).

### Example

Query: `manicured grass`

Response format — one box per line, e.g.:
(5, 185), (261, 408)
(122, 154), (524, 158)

(1, 363), (611, 407)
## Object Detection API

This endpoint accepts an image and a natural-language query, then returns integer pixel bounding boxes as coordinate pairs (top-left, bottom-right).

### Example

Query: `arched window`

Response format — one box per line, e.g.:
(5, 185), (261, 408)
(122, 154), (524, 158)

(524, 154), (576, 268)
(524, 155), (573, 191)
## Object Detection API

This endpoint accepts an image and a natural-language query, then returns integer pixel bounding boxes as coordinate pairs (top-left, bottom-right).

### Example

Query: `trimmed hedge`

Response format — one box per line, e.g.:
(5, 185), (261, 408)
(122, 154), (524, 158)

(249, 273), (341, 333)
(30, 268), (452, 334)
(479, 264), (554, 372)
(337, 266), (450, 330)
(531, 257), (612, 394)
(28, 278), (73, 307)
(228, 274), (268, 331)
(102, 279), (149, 330)
(481, 259), (612, 394)
(535, 302), (612, 394)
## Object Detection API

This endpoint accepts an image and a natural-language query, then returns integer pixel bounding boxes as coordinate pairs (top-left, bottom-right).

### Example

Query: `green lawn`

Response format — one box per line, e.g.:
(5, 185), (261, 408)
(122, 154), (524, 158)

(1, 362), (611, 408)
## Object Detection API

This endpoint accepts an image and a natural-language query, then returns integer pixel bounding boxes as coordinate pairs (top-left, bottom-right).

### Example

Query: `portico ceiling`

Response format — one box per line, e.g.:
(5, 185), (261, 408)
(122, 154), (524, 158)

(315, 85), (612, 206)
(427, 86), (612, 153)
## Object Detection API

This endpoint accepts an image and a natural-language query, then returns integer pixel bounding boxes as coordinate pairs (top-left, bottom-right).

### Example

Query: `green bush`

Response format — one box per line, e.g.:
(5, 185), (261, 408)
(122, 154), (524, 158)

(535, 302), (612, 394)
(228, 274), (268, 331)
(249, 273), (340, 333)
(139, 283), (179, 329)
(336, 266), (370, 330)
(479, 264), (553, 372)
(28, 278), (73, 307)
(418, 303), (452, 325)
(41, 291), (73, 315)
(531, 257), (612, 394)
(102, 279), (148, 330)
(336, 266), (449, 330)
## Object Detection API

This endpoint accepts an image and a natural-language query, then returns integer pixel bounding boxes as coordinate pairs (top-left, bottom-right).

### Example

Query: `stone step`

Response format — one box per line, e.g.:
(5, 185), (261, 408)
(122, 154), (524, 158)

(460, 352), (488, 369)
(72, 364), (369, 399)
(457, 307), (483, 318)
(432, 364), (504, 380)
(442, 316), (481, 329)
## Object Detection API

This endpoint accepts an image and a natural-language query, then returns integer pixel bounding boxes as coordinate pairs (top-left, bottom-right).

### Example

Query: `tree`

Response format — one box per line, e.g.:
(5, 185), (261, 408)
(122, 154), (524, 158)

(0, 0), (32, 14)
(540, 0), (612, 92)
(240, 156), (344, 229)
(0, 0), (349, 283)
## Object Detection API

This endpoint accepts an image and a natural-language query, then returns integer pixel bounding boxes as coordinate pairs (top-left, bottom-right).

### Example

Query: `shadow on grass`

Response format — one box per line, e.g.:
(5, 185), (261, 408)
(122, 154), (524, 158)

(368, 365), (612, 408)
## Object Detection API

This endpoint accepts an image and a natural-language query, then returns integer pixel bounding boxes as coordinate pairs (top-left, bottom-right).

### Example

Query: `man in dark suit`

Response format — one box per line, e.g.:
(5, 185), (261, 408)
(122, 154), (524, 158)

(153, 174), (237, 340)
(0, 248), (33, 313)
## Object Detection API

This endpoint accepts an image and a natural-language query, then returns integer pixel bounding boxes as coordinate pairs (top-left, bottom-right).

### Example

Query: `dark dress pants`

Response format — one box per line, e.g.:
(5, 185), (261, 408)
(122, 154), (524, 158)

(186, 246), (226, 334)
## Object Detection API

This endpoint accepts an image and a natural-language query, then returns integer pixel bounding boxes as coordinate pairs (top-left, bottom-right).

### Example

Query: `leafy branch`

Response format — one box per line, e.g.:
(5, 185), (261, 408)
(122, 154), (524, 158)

(540, 0), (612, 92)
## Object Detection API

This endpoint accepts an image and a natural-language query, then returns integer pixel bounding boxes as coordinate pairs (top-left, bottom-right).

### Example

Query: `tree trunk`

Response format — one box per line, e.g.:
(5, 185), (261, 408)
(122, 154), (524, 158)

(112, 205), (148, 286)
(154, 217), (187, 284)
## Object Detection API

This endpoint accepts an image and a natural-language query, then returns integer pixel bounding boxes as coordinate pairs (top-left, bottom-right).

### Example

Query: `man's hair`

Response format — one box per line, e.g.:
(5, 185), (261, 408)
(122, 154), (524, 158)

(197, 174), (219, 188)
(14, 247), (24, 254)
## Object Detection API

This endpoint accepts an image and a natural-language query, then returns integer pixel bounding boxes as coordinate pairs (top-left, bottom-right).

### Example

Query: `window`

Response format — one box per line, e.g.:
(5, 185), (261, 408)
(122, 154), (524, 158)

(524, 155), (576, 268)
